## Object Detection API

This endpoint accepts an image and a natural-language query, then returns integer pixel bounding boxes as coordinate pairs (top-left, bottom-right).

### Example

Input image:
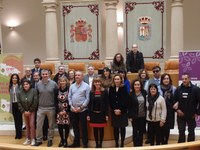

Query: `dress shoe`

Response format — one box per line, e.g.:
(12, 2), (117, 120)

(83, 144), (88, 148)
(47, 140), (53, 147)
(145, 139), (150, 144)
(115, 143), (119, 147)
(43, 136), (47, 141)
(34, 141), (42, 146)
(63, 140), (68, 147)
(68, 143), (80, 148)
(58, 140), (63, 147)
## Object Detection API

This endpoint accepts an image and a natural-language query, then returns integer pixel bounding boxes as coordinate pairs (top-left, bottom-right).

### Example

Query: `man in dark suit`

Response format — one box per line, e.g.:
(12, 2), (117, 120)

(83, 65), (98, 89)
(21, 67), (34, 84)
(31, 58), (42, 77)
(126, 44), (144, 73)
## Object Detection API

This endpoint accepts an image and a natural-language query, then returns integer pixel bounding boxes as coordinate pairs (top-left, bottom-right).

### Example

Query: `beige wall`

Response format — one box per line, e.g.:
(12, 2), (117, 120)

(183, 0), (200, 50)
(1, 0), (200, 65)
(1, 0), (46, 65)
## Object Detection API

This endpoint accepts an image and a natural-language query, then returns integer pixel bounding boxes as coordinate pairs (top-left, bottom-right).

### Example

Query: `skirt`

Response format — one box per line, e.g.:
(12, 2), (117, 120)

(89, 111), (107, 128)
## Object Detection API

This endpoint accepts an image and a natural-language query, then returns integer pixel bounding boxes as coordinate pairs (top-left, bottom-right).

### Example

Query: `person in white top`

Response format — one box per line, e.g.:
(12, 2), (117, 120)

(146, 83), (167, 146)
(9, 73), (23, 139)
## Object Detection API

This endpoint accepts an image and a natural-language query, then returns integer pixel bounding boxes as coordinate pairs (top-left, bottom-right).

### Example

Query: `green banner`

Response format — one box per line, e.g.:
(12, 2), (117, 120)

(0, 54), (23, 123)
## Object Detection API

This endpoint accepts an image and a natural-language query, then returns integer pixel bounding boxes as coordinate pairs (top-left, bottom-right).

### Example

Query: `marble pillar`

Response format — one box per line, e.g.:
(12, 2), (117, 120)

(170, 0), (184, 59)
(104, 0), (119, 65)
(42, 0), (60, 63)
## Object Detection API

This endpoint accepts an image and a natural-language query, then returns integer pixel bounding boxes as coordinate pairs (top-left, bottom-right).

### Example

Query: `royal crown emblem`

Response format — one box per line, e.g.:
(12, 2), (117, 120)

(70, 18), (92, 42)
(137, 16), (151, 41)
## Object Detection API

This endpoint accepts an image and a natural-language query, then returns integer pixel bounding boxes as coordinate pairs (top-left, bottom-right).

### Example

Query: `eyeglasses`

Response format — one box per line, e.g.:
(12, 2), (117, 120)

(153, 70), (160, 73)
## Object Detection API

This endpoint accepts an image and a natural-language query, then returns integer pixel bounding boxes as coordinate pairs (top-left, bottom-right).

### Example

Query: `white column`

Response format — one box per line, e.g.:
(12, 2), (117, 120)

(170, 0), (184, 59)
(104, 0), (118, 64)
(0, 0), (3, 54)
(42, 0), (59, 63)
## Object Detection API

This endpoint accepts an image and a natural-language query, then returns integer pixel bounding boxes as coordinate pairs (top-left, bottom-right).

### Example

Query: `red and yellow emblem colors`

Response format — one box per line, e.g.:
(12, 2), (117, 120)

(70, 18), (92, 43)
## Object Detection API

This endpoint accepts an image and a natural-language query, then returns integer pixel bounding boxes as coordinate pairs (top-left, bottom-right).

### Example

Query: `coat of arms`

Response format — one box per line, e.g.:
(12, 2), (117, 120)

(70, 19), (92, 43)
(137, 16), (151, 41)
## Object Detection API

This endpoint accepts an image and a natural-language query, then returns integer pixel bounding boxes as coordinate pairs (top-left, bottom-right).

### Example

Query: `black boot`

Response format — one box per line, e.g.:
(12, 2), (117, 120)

(58, 140), (63, 147)
(63, 139), (68, 147)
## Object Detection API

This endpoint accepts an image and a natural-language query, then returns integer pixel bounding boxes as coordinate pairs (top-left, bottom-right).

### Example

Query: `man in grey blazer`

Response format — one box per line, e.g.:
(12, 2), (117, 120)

(83, 65), (98, 89)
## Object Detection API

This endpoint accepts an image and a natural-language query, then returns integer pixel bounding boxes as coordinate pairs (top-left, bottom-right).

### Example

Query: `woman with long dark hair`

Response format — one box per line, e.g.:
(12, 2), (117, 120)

(87, 77), (109, 148)
(146, 83), (166, 145)
(129, 79), (147, 146)
(101, 67), (112, 91)
(137, 69), (149, 90)
(111, 53), (126, 74)
(9, 73), (23, 139)
(160, 73), (176, 144)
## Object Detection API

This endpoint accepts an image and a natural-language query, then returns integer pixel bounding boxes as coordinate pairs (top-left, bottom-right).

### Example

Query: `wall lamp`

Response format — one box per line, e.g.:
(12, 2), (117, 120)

(117, 22), (123, 27)
(9, 26), (15, 30)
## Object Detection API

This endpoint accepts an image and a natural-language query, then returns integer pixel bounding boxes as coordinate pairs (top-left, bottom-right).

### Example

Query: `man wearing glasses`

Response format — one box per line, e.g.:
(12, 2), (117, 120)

(144, 66), (162, 93)
(126, 44), (144, 73)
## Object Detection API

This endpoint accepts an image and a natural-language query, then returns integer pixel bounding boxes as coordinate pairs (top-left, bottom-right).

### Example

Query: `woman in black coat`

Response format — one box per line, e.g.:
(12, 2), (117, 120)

(160, 73), (176, 144)
(129, 79), (147, 146)
(109, 74), (130, 147)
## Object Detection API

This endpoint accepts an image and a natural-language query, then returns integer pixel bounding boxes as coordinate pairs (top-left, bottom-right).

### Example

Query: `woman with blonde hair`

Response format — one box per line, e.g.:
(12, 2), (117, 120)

(109, 74), (130, 147)
(55, 76), (70, 147)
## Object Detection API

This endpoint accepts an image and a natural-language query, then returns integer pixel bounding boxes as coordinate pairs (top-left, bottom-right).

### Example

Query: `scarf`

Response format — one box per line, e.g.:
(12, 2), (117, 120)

(160, 84), (173, 104)
(148, 93), (159, 120)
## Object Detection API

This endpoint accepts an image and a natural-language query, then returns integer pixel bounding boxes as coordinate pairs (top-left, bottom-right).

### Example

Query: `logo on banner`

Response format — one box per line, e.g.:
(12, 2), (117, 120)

(137, 16), (151, 41)
(70, 18), (92, 42)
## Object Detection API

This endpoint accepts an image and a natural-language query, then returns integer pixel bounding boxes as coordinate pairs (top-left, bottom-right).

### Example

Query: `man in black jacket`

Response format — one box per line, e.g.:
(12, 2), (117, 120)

(126, 44), (144, 73)
(173, 73), (200, 143)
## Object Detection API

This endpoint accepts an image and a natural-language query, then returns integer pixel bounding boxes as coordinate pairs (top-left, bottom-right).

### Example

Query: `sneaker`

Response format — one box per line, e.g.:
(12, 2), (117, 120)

(23, 138), (31, 145)
(31, 139), (36, 146)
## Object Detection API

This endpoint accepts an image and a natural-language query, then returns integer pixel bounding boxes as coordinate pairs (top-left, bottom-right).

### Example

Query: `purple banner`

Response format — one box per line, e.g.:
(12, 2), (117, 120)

(179, 51), (200, 86)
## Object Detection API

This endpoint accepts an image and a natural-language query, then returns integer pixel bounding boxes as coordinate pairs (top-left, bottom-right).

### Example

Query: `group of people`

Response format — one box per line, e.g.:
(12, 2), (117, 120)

(8, 44), (200, 148)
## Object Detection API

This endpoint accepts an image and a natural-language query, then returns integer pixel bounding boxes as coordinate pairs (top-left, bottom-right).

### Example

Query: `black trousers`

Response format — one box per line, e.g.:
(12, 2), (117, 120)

(148, 121), (161, 146)
(177, 117), (196, 143)
(12, 103), (22, 138)
(113, 127), (126, 147)
(132, 117), (146, 146)
(71, 110), (88, 146)
(160, 126), (170, 144)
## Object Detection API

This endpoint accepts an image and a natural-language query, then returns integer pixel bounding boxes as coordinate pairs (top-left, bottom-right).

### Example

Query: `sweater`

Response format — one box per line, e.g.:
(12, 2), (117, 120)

(17, 88), (38, 113)
(146, 95), (167, 122)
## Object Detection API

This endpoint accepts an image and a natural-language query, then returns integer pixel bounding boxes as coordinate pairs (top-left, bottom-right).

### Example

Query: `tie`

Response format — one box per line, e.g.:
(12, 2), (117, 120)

(156, 79), (160, 86)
